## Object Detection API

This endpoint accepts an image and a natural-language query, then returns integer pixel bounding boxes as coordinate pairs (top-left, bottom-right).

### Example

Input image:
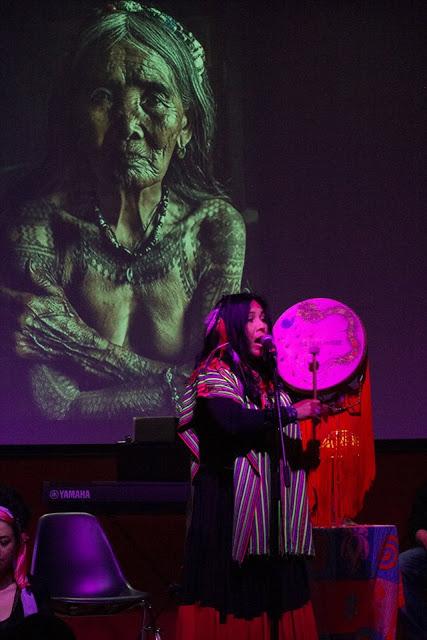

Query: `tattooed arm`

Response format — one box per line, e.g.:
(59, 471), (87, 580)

(190, 199), (246, 335)
(2, 276), (188, 419)
(28, 362), (179, 420)
(6, 265), (171, 383)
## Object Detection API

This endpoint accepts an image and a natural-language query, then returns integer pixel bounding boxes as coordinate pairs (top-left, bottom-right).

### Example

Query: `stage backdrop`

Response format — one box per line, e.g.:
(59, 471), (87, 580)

(0, 1), (424, 443)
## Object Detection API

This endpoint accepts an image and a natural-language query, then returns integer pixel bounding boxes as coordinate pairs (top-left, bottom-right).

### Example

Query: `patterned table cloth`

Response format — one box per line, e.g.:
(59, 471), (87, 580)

(309, 525), (403, 640)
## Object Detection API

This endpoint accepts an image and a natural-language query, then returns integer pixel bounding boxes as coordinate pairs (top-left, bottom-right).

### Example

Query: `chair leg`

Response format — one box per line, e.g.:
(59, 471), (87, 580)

(141, 602), (162, 640)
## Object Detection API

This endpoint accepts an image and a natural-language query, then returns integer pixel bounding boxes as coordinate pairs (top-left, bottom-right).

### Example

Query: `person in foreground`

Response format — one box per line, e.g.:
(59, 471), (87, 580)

(176, 293), (327, 639)
(0, 485), (41, 632)
(399, 481), (427, 639)
(0, 486), (75, 639)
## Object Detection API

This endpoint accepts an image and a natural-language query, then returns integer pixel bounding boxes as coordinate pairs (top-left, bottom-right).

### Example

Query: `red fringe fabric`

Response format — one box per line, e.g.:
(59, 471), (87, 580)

(301, 363), (375, 526)
(175, 601), (318, 640)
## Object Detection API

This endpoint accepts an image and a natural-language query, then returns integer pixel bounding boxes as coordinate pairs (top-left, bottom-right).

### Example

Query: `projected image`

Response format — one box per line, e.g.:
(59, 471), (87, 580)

(1, 3), (422, 444)
(0, 3), (245, 441)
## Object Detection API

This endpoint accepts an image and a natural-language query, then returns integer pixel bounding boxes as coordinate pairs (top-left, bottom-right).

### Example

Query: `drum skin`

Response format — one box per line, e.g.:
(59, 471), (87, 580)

(273, 298), (367, 393)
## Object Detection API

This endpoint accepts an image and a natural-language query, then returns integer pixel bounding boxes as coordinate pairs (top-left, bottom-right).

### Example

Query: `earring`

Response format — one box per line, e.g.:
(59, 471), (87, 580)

(177, 143), (187, 159)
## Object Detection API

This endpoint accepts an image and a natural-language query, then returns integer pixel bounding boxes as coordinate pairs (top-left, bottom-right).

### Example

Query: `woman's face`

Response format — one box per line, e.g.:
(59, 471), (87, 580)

(76, 42), (192, 189)
(245, 300), (268, 359)
(0, 521), (17, 579)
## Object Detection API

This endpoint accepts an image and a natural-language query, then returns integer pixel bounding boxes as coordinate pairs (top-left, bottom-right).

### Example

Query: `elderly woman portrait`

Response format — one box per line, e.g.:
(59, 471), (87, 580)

(0, 2), (245, 436)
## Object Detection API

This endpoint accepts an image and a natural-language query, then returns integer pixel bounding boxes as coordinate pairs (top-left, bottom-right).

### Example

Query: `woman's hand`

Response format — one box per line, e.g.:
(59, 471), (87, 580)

(293, 398), (328, 420)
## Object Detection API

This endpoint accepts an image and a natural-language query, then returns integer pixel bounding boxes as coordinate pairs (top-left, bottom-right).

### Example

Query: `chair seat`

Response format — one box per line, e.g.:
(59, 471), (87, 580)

(51, 590), (149, 616)
(53, 591), (149, 603)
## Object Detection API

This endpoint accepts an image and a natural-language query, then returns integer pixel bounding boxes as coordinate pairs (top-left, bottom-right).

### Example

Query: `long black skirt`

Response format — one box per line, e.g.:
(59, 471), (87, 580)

(179, 466), (311, 622)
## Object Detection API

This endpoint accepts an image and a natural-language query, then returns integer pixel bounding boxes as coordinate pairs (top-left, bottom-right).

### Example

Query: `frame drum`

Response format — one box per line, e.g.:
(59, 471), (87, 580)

(273, 298), (367, 393)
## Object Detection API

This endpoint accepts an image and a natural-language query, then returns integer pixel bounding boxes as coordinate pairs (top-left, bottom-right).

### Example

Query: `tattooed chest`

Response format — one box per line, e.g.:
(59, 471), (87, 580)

(67, 269), (190, 360)
(63, 232), (199, 360)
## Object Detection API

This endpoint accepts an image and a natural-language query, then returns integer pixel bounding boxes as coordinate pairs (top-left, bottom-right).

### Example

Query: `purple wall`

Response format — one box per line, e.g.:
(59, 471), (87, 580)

(229, 2), (425, 439)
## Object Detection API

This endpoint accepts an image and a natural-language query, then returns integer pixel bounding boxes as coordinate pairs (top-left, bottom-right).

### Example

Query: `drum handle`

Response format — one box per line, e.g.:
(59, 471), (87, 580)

(309, 349), (320, 438)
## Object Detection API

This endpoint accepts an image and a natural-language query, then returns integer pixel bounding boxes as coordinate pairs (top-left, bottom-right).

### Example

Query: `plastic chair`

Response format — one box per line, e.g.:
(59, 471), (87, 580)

(31, 512), (161, 639)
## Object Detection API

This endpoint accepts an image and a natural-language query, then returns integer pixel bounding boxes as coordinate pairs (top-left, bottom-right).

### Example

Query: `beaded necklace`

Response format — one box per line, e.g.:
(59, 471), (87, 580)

(94, 186), (169, 258)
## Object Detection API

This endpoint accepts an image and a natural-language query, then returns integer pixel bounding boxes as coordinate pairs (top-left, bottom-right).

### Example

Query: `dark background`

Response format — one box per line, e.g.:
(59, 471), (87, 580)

(0, 0), (425, 441)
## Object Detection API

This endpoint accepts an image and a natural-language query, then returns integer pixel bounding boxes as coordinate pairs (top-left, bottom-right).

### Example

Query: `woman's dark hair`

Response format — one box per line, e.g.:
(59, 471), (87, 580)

(197, 292), (273, 404)
(0, 485), (31, 542)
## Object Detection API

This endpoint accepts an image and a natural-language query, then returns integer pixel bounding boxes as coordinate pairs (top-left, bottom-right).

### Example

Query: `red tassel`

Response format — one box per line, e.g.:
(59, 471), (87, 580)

(301, 363), (375, 526)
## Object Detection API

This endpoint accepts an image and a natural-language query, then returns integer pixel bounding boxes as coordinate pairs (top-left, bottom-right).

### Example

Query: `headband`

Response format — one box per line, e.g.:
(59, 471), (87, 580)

(0, 506), (13, 519)
(204, 306), (220, 336)
(202, 305), (242, 369)
(102, 1), (206, 76)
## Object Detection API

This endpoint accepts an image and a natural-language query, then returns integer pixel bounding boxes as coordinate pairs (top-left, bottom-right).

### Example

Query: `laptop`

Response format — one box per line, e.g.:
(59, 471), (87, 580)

(132, 416), (178, 443)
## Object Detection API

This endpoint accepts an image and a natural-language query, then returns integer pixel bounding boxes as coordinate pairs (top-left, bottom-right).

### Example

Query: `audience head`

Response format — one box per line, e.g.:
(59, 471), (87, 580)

(0, 485), (31, 589)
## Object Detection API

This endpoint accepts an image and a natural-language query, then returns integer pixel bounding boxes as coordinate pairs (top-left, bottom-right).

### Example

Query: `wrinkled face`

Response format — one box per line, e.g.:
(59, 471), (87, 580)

(0, 521), (17, 578)
(245, 300), (268, 358)
(76, 42), (191, 188)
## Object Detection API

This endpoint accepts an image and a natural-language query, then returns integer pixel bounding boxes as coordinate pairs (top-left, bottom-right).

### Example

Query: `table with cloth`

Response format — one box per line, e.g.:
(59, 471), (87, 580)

(308, 525), (404, 640)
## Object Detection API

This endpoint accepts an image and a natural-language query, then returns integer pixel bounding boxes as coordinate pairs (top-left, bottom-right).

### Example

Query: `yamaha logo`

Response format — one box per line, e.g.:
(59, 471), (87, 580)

(49, 488), (91, 500)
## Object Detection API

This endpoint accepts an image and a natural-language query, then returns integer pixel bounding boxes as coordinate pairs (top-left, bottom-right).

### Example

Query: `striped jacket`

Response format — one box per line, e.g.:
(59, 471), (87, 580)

(178, 363), (314, 564)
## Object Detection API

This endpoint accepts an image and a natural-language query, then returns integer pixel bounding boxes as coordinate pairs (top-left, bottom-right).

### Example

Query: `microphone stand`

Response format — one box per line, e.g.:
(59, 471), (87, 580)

(266, 349), (290, 640)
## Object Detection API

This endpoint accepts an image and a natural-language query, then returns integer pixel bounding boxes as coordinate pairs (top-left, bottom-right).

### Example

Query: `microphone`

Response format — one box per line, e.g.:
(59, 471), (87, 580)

(260, 334), (277, 356)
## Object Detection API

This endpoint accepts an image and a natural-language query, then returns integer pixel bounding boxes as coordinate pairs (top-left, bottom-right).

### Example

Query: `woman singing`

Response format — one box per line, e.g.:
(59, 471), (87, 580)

(176, 293), (327, 639)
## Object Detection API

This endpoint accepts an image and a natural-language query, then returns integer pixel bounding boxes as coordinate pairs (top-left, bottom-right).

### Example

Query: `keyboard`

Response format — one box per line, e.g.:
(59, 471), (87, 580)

(43, 480), (189, 513)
